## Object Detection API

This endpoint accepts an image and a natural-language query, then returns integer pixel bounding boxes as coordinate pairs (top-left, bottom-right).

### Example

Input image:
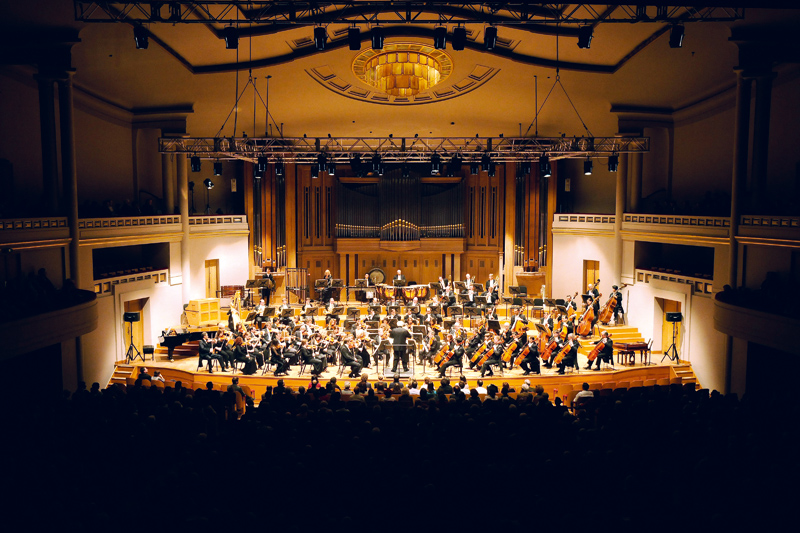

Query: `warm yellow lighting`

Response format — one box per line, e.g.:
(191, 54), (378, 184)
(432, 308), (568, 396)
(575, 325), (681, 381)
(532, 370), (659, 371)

(353, 43), (452, 97)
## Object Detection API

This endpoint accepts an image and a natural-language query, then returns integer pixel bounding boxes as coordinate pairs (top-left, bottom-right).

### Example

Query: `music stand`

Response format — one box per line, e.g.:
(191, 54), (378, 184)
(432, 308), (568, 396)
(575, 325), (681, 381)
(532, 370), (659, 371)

(448, 305), (463, 318)
(377, 339), (392, 374)
(428, 304), (441, 314)
(393, 279), (407, 287)
(347, 307), (360, 320)
(501, 296), (513, 316)
(466, 306), (483, 328)
(302, 306), (317, 316)
(453, 281), (466, 291)
(405, 305), (420, 315)
(264, 307), (277, 317)
(369, 305), (382, 315)
(487, 319), (501, 334)
(388, 304), (401, 314)
(473, 283), (484, 292)
(331, 306), (345, 316)
(354, 279), (367, 288)
(523, 298), (538, 319)
(428, 282), (440, 294)
(314, 279), (328, 302)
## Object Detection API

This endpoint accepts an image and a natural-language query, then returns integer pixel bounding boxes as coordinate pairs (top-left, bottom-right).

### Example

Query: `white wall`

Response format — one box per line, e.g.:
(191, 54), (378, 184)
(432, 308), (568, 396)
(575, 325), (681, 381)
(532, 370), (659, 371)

(186, 233), (250, 303)
(551, 232), (616, 298)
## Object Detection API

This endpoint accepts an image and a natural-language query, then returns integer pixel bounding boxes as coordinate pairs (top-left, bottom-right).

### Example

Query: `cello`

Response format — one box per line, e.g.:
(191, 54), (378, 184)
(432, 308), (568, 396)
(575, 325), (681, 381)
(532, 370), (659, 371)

(587, 334), (610, 362)
(554, 340), (573, 365)
(540, 336), (560, 363)
(513, 344), (532, 367)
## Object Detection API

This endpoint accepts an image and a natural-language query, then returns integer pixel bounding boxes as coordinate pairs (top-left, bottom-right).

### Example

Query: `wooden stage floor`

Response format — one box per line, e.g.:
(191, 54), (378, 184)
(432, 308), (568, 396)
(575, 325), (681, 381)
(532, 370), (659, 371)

(124, 348), (690, 404)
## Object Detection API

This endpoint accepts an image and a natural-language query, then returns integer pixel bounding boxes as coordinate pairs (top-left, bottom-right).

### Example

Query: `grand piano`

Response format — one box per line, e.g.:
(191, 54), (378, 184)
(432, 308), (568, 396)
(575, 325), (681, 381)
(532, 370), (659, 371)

(159, 330), (206, 361)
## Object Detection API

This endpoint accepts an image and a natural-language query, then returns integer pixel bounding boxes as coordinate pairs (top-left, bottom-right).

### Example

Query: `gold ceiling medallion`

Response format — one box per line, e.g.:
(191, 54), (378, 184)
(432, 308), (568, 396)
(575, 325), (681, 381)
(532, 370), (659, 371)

(352, 43), (453, 97)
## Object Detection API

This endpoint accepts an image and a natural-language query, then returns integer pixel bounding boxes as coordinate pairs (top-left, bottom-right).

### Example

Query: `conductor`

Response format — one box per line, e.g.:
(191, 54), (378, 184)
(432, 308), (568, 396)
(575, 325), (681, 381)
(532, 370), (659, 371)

(390, 320), (412, 373)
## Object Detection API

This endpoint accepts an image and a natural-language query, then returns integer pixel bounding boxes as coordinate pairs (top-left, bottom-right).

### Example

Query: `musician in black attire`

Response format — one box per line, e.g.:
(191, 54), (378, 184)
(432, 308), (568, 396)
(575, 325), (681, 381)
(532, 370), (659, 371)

(321, 269), (333, 302)
(485, 273), (499, 305)
(611, 285), (625, 325)
(198, 333), (224, 373)
(340, 339), (362, 378)
(520, 339), (540, 375)
(261, 264), (274, 305)
(393, 269), (406, 284)
(557, 333), (581, 375)
(366, 306), (381, 323)
(233, 337), (257, 375)
(590, 295), (601, 336)
(269, 338), (288, 376)
(509, 306), (528, 331)
(481, 335), (504, 377)
(325, 297), (340, 325)
(438, 336), (465, 378)
(421, 330), (440, 365)
(390, 320), (412, 373)
(299, 338), (324, 375)
(544, 330), (564, 368)
(588, 330), (615, 370)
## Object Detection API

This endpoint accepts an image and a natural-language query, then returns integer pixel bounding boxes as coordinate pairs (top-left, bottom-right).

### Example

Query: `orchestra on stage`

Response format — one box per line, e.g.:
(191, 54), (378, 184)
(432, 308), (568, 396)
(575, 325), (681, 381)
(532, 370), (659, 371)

(165, 271), (635, 380)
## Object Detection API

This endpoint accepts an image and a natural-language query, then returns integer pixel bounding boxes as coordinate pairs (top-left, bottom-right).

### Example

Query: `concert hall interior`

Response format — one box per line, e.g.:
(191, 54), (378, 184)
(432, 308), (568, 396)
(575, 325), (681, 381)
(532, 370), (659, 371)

(1, 2), (799, 528)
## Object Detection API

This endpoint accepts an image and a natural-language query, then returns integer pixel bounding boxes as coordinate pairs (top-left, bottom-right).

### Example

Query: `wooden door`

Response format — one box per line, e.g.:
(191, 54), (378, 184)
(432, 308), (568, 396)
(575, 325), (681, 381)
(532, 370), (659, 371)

(123, 299), (145, 357)
(205, 259), (219, 298)
(583, 260), (600, 295)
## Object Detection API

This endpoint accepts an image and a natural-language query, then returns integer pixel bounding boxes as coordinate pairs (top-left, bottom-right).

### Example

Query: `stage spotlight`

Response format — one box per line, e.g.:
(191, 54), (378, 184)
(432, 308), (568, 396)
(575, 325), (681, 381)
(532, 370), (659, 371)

(608, 154), (619, 173)
(669, 25), (684, 48)
(311, 165), (319, 179)
(257, 157), (269, 173)
(169, 2), (181, 22)
(350, 154), (363, 176)
(223, 26), (238, 49)
(314, 26), (327, 50)
(134, 26), (149, 49)
(487, 161), (496, 177)
(275, 160), (284, 176)
(190, 156), (201, 172)
(203, 178), (214, 189)
(430, 153), (441, 175)
(481, 153), (491, 172)
(452, 26), (466, 51)
(150, 3), (162, 21)
(348, 27), (361, 51)
(521, 161), (531, 175)
(327, 161), (336, 176)
(371, 26), (384, 50)
(448, 155), (462, 176)
(213, 161), (223, 176)
(584, 158), (593, 176)
(470, 161), (479, 176)
(434, 26), (447, 49)
(372, 154), (384, 175)
(539, 155), (552, 178)
(317, 153), (328, 173)
(401, 163), (410, 178)
(484, 26), (497, 51)
(577, 26), (593, 49)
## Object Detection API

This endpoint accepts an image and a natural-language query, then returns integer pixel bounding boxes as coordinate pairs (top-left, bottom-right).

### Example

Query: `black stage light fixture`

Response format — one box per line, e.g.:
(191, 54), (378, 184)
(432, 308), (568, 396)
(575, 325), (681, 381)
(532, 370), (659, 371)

(150, 3), (162, 21)
(348, 27), (361, 51)
(223, 26), (238, 49)
(669, 25), (684, 49)
(311, 165), (319, 179)
(203, 178), (214, 189)
(434, 26), (447, 49)
(275, 159), (284, 176)
(521, 161), (532, 175)
(327, 161), (336, 176)
(371, 26), (384, 50)
(257, 157), (269, 173)
(487, 161), (496, 177)
(481, 153), (491, 172)
(430, 152), (441, 175)
(584, 158), (593, 176)
(254, 171), (262, 180)
(134, 26), (149, 49)
(470, 160), (480, 176)
(350, 154), (363, 176)
(213, 161), (223, 176)
(169, 2), (181, 22)
(372, 154), (384, 175)
(452, 26), (466, 51)
(448, 154), (462, 176)
(539, 155), (551, 178)
(484, 26), (497, 51)
(190, 156), (201, 172)
(577, 26), (593, 49)
(317, 153), (327, 174)
(314, 26), (327, 50)
(401, 163), (410, 178)
(608, 154), (619, 173)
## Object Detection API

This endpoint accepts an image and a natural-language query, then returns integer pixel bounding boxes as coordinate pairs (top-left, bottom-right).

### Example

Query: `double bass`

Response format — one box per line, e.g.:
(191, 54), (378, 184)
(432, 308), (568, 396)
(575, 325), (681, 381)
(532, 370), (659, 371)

(576, 280), (599, 337)
(598, 284), (627, 325)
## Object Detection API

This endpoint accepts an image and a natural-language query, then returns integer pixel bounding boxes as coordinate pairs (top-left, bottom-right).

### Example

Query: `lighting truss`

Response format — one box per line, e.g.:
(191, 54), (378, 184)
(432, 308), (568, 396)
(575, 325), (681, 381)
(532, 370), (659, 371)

(75, 3), (745, 26)
(158, 135), (649, 164)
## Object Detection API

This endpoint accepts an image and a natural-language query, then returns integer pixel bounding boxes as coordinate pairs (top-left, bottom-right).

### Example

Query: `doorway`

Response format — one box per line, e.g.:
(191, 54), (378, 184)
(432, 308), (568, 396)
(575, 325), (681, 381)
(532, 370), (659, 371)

(123, 298), (146, 358)
(205, 259), (219, 298)
(657, 298), (682, 358)
(583, 260), (600, 296)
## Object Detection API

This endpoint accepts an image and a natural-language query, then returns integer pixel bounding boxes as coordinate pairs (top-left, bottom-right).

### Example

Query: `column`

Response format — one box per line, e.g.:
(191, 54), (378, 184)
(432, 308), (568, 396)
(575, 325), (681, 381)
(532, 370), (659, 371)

(628, 152), (643, 213)
(725, 70), (753, 395)
(614, 154), (628, 284)
(57, 72), (83, 384)
(161, 152), (175, 214)
(750, 72), (775, 212)
(177, 154), (191, 304)
(35, 73), (59, 216)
